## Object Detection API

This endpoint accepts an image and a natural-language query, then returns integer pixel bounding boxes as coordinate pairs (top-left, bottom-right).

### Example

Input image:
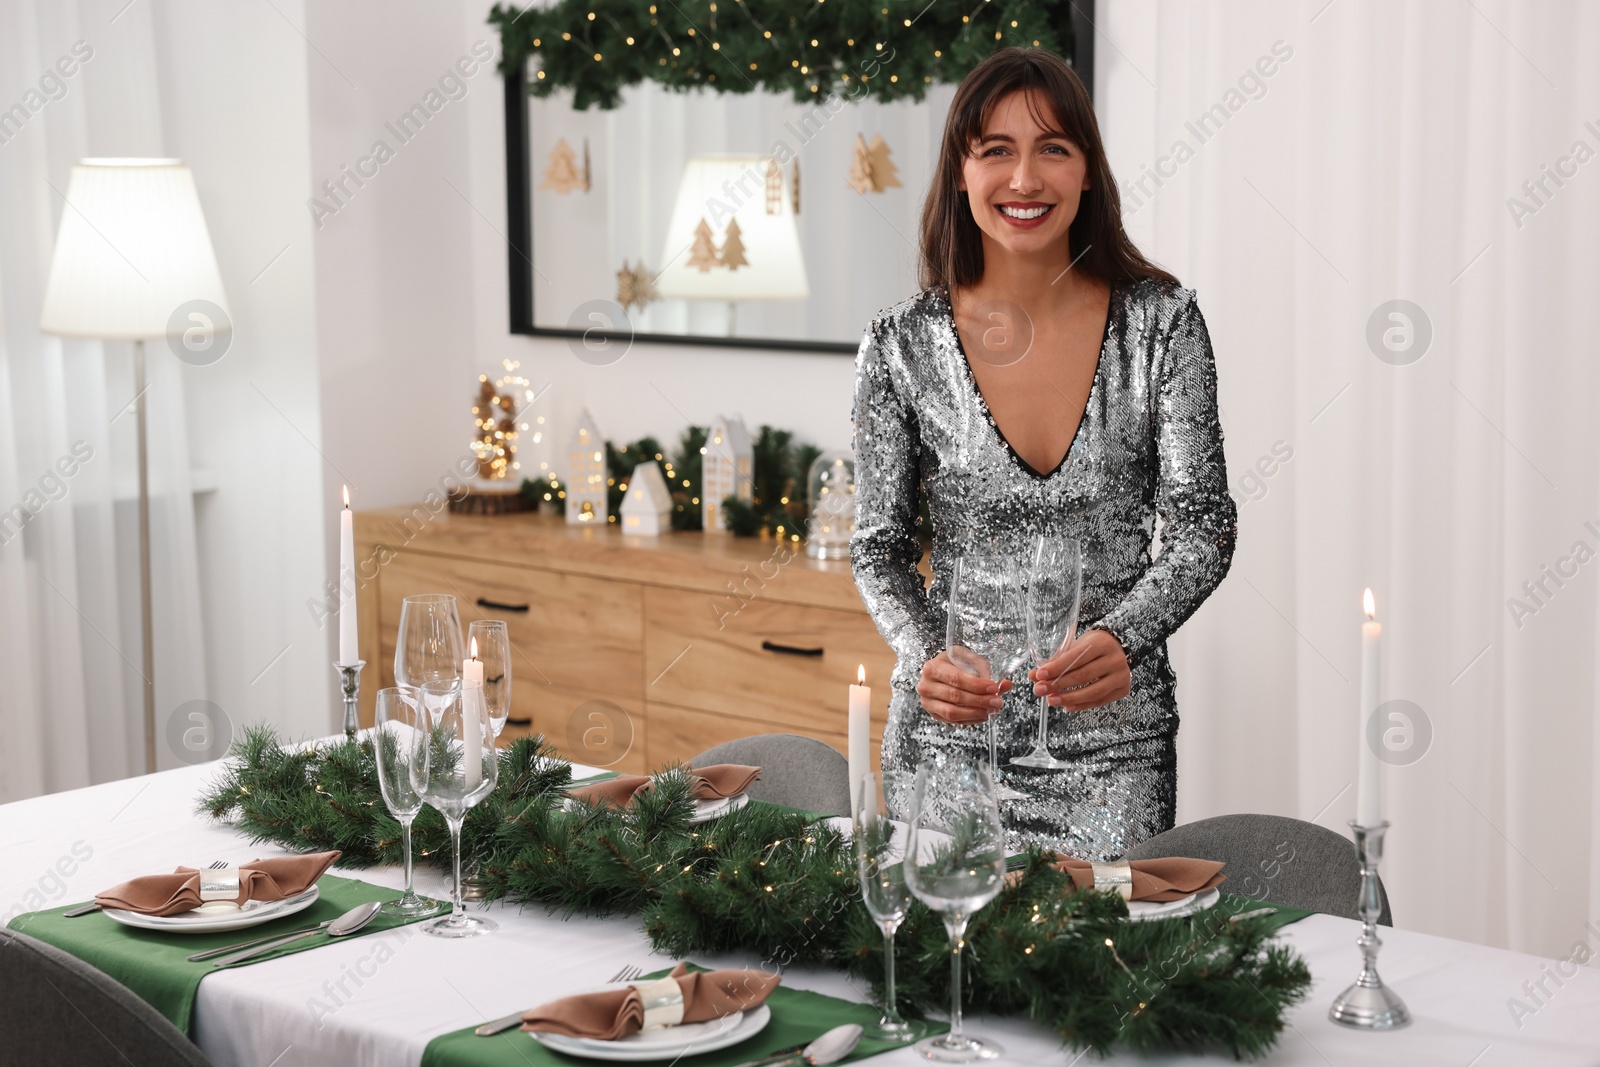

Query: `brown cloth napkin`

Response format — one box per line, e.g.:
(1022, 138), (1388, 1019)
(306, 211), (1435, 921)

(521, 962), (780, 1039)
(95, 850), (341, 916)
(566, 765), (762, 808)
(1045, 853), (1226, 902)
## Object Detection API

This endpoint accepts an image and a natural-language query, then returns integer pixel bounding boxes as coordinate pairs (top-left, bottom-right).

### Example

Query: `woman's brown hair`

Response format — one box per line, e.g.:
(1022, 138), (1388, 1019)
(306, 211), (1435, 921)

(919, 47), (1177, 291)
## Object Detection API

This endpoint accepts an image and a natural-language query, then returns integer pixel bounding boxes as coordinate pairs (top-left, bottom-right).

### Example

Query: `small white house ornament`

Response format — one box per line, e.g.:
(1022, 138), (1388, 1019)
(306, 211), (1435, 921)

(565, 408), (607, 524)
(620, 460), (673, 535)
(701, 415), (753, 533)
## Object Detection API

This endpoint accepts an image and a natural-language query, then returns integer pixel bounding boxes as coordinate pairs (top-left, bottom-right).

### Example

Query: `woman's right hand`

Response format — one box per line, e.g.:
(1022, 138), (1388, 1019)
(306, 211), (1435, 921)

(918, 650), (1011, 725)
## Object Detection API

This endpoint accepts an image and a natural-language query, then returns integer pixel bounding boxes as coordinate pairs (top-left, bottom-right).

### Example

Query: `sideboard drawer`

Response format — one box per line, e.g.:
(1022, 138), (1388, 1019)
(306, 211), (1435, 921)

(641, 586), (896, 731)
(376, 549), (643, 708)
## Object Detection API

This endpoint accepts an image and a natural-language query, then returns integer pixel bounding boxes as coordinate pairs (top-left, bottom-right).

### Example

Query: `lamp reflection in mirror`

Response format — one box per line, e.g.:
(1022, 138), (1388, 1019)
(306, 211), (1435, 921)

(655, 156), (809, 337)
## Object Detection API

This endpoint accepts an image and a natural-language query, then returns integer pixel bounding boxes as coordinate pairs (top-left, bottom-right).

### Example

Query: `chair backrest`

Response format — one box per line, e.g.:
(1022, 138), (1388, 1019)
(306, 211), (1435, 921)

(1123, 813), (1392, 925)
(0, 928), (213, 1066)
(690, 733), (852, 817)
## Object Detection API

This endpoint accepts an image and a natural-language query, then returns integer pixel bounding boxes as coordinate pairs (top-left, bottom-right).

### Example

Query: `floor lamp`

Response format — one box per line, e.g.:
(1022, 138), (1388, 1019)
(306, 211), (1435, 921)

(39, 159), (231, 775)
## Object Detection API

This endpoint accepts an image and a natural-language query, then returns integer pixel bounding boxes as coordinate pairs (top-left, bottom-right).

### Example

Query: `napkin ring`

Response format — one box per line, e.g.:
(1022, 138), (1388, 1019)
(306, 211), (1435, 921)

(1090, 861), (1134, 901)
(199, 866), (242, 902)
(631, 977), (685, 1030)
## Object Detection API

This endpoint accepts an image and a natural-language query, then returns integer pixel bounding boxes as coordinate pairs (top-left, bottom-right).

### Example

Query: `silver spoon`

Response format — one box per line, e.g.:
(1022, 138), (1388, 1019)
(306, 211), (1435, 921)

(209, 901), (381, 967)
(733, 1023), (863, 1067)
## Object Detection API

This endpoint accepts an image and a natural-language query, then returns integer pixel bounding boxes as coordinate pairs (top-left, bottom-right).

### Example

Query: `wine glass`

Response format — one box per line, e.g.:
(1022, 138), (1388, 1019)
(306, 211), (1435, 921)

(395, 594), (464, 718)
(373, 687), (442, 918)
(945, 553), (1030, 803)
(854, 771), (922, 1043)
(417, 679), (498, 938)
(1012, 534), (1083, 770)
(467, 620), (512, 737)
(903, 758), (1006, 1062)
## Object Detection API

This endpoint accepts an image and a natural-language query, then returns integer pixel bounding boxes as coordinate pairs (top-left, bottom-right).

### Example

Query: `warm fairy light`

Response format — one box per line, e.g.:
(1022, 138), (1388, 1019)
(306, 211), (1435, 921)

(341, 485), (349, 508)
(857, 664), (865, 684)
(1363, 588), (1376, 620)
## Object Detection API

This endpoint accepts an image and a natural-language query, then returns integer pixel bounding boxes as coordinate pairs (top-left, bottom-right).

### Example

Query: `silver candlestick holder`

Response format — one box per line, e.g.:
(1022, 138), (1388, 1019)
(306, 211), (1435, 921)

(1329, 820), (1410, 1029)
(334, 660), (365, 739)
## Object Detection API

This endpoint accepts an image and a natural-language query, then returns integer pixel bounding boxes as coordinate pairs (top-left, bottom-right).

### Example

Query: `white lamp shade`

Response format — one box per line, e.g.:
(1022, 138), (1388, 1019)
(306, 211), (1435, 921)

(39, 158), (230, 339)
(656, 155), (809, 302)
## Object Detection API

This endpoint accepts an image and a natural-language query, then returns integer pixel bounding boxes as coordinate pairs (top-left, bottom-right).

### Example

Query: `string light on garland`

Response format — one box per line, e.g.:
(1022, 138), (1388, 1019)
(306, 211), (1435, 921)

(488, 0), (1076, 111)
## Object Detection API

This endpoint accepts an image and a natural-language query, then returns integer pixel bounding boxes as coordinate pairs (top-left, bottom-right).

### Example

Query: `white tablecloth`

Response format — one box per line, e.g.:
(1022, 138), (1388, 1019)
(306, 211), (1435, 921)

(4, 758), (1598, 1066)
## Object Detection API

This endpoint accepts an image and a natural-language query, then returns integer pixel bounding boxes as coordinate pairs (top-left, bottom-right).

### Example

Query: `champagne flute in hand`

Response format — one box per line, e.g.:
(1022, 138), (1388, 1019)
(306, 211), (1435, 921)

(904, 758), (1006, 1063)
(418, 679), (498, 938)
(854, 771), (922, 1043)
(373, 687), (442, 917)
(1012, 534), (1083, 770)
(946, 553), (1030, 802)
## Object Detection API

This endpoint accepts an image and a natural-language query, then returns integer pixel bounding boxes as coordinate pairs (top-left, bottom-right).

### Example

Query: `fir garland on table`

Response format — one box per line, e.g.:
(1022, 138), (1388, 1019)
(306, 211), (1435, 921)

(198, 728), (1311, 1059)
(489, 0), (1075, 111)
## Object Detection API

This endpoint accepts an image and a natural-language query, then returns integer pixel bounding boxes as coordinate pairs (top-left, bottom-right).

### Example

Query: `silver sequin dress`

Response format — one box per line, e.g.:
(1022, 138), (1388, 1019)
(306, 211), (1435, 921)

(850, 278), (1236, 860)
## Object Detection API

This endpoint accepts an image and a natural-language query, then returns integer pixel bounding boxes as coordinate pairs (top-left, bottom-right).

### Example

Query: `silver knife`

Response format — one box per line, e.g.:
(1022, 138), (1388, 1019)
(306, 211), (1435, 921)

(63, 902), (102, 918)
(186, 919), (334, 962)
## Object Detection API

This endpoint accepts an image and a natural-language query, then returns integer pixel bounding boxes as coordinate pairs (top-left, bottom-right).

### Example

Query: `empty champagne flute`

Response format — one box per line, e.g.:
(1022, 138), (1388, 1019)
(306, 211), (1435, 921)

(854, 771), (922, 1043)
(395, 594), (464, 719)
(946, 553), (1030, 802)
(373, 687), (442, 918)
(467, 619), (512, 738)
(904, 758), (1006, 1062)
(417, 679), (498, 938)
(1012, 534), (1083, 770)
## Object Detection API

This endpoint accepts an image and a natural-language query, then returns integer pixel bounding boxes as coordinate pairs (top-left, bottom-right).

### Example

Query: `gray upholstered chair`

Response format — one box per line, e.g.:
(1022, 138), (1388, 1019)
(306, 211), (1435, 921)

(1124, 813), (1391, 925)
(690, 733), (852, 817)
(0, 928), (213, 1065)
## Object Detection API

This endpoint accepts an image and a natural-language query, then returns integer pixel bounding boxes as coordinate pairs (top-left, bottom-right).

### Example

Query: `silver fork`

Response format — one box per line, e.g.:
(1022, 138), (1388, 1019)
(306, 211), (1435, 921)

(474, 964), (644, 1036)
(65, 860), (229, 918)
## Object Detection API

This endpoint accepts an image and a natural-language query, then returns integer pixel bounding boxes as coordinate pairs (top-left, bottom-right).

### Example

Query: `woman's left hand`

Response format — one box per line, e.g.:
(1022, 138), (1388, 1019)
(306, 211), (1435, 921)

(1030, 629), (1131, 712)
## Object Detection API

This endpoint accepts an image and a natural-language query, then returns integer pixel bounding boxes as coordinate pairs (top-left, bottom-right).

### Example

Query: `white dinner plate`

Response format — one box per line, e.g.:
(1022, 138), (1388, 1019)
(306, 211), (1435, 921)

(530, 1000), (770, 1062)
(689, 793), (749, 824)
(1124, 887), (1221, 922)
(101, 885), (320, 934)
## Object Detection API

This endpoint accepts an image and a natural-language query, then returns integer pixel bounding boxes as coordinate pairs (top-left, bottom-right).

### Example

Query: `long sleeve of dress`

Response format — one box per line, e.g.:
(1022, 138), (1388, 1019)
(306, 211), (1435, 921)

(1091, 294), (1237, 667)
(850, 318), (943, 687)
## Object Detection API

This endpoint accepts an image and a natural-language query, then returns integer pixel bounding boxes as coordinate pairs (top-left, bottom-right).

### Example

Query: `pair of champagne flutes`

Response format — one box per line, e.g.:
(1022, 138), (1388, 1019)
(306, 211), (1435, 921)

(855, 759), (1008, 1063)
(946, 534), (1083, 802)
(371, 594), (512, 938)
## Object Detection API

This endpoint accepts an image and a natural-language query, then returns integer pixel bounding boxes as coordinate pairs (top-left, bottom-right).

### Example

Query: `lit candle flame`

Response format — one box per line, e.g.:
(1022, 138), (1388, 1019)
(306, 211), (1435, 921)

(470, 635), (479, 660)
(857, 664), (865, 685)
(342, 485), (350, 508)
(1363, 588), (1376, 620)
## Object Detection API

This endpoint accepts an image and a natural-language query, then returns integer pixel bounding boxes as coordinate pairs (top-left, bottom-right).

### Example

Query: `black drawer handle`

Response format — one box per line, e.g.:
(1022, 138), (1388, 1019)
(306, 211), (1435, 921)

(476, 597), (530, 613)
(761, 640), (823, 657)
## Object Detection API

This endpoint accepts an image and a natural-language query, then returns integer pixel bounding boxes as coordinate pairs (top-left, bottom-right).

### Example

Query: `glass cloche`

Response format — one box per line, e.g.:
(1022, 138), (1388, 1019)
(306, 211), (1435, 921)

(805, 451), (855, 560)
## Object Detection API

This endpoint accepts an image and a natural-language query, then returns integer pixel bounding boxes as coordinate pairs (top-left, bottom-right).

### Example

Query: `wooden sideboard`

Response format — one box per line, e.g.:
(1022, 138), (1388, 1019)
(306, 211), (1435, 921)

(353, 507), (916, 775)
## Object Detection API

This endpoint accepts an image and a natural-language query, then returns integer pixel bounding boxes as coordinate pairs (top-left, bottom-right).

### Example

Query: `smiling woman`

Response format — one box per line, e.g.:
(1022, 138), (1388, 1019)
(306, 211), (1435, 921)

(851, 47), (1236, 859)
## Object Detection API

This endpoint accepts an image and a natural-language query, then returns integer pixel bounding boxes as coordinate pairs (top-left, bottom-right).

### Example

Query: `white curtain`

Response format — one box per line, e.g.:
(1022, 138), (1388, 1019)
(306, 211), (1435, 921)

(0, 0), (210, 800)
(1101, 0), (1600, 958)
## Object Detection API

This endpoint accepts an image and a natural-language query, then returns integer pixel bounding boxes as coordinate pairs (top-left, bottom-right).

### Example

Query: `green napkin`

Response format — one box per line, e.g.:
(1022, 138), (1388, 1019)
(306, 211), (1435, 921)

(422, 964), (947, 1067)
(6, 874), (434, 1035)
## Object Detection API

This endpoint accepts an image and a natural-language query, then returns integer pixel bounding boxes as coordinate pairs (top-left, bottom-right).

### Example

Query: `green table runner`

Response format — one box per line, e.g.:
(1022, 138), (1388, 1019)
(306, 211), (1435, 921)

(6, 874), (433, 1035)
(421, 965), (948, 1067)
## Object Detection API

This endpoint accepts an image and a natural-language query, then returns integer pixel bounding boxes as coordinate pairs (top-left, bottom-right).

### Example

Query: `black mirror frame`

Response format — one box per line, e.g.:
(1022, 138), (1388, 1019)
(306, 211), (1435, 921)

(501, 2), (1094, 355)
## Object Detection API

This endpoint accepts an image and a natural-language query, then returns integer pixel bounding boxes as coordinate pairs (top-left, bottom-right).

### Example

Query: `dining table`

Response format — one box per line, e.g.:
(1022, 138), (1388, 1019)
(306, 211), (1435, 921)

(3, 746), (1598, 1067)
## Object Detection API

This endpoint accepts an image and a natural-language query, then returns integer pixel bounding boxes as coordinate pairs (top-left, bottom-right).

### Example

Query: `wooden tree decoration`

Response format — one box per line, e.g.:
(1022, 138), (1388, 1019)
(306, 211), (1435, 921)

(791, 158), (800, 214)
(616, 260), (659, 312)
(764, 157), (781, 215)
(541, 138), (584, 194)
(472, 375), (518, 480)
(720, 219), (748, 271)
(867, 135), (902, 191)
(847, 134), (875, 195)
(686, 217), (722, 272)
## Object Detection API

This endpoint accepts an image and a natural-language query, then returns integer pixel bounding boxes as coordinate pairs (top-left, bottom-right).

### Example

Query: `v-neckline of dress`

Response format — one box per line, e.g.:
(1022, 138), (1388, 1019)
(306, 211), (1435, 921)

(943, 281), (1120, 482)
